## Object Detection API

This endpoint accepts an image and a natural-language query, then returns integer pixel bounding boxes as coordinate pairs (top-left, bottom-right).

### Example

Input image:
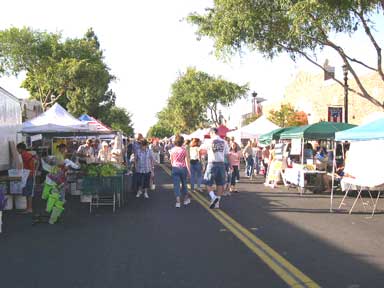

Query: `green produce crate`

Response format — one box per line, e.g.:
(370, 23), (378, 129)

(81, 176), (123, 213)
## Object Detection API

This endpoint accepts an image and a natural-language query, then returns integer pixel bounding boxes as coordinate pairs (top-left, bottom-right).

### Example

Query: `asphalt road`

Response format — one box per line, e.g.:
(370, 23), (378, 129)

(1, 164), (384, 288)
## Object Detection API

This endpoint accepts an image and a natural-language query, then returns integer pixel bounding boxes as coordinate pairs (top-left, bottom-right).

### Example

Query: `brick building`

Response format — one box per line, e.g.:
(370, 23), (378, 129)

(266, 71), (384, 125)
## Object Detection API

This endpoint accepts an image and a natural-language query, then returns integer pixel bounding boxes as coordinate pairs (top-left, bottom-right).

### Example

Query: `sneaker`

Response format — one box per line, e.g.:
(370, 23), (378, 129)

(183, 198), (191, 206)
(136, 190), (142, 198)
(209, 196), (219, 209)
(214, 201), (220, 209)
(175, 202), (181, 208)
(144, 192), (149, 199)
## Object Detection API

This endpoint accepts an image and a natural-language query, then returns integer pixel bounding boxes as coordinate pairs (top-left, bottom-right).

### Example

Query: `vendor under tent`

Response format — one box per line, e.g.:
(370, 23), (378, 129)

(227, 116), (279, 143)
(330, 117), (384, 214)
(278, 121), (355, 194)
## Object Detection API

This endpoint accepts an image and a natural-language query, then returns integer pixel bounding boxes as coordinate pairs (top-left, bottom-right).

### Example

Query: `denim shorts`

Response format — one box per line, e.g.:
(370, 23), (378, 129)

(203, 162), (226, 186)
(23, 176), (34, 197)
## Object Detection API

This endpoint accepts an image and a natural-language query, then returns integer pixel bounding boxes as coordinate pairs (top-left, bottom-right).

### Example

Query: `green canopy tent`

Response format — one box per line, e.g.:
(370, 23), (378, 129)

(258, 127), (295, 145)
(279, 122), (356, 140)
(279, 121), (356, 165)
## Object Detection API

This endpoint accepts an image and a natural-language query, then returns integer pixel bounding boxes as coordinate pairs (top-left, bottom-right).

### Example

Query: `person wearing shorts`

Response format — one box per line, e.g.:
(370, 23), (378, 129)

(202, 128), (229, 209)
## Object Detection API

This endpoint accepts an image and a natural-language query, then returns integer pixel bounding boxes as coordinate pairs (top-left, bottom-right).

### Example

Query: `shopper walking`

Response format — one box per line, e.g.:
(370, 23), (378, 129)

(189, 138), (203, 192)
(169, 135), (191, 208)
(135, 139), (155, 199)
(243, 140), (254, 178)
(228, 142), (242, 193)
(202, 128), (230, 209)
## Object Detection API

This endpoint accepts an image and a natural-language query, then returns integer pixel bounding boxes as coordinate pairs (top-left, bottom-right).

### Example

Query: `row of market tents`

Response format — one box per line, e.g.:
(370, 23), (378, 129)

(21, 103), (115, 137)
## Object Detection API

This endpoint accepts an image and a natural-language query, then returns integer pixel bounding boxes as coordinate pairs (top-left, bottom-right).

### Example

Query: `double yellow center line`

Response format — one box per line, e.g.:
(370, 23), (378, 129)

(160, 164), (320, 288)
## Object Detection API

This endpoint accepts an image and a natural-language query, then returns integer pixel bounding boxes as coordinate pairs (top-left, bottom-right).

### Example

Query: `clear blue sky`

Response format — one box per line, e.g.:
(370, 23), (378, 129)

(0, 0), (382, 134)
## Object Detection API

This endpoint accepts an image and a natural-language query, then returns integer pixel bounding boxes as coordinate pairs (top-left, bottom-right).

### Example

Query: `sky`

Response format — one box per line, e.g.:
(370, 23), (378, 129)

(0, 0), (383, 134)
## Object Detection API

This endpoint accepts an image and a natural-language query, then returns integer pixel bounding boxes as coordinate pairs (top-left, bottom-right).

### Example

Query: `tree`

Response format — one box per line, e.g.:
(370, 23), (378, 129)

(169, 67), (248, 132)
(147, 123), (173, 139)
(188, 1), (384, 109)
(100, 106), (134, 137)
(0, 27), (116, 116)
(268, 104), (308, 127)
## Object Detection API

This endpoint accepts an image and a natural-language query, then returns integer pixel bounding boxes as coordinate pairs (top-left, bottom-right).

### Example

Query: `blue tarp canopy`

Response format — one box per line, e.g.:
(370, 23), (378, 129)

(335, 117), (384, 141)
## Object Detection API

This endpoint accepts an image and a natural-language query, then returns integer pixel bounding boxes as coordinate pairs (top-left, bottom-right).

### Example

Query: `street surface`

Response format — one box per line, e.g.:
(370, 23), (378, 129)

(1, 164), (384, 288)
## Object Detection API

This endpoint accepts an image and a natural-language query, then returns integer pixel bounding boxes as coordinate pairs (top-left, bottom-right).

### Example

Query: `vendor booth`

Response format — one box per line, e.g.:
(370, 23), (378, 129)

(19, 104), (129, 225)
(279, 121), (355, 194)
(331, 117), (384, 215)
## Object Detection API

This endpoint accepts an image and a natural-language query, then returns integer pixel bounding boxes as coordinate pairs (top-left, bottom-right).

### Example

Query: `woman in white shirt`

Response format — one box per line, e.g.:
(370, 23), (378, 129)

(189, 138), (203, 192)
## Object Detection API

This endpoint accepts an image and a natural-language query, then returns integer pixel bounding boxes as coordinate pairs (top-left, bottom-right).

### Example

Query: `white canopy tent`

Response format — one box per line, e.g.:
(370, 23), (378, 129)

(187, 128), (210, 140)
(21, 103), (90, 134)
(227, 115), (280, 143)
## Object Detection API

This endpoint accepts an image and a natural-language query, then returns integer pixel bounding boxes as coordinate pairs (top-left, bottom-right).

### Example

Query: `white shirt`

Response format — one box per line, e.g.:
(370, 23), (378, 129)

(202, 135), (229, 163)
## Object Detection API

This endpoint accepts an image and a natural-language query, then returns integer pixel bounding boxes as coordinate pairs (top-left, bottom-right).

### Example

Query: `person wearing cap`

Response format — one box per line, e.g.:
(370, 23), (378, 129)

(76, 139), (95, 164)
(201, 127), (230, 209)
(97, 141), (111, 162)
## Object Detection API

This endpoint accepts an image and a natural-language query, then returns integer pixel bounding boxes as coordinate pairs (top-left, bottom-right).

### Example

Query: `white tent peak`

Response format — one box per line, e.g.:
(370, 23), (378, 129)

(227, 115), (280, 142)
(22, 103), (89, 133)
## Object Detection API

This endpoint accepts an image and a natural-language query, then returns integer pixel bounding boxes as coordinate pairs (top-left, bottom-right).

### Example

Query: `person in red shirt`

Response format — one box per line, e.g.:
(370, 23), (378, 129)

(16, 142), (36, 213)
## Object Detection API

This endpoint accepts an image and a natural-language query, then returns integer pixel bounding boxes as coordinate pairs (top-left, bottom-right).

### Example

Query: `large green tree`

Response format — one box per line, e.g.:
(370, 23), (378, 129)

(100, 106), (134, 137)
(188, 0), (384, 109)
(161, 67), (248, 133)
(0, 27), (115, 117)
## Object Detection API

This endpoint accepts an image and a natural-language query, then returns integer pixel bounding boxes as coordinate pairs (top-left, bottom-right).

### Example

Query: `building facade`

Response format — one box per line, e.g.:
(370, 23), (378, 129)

(267, 71), (384, 125)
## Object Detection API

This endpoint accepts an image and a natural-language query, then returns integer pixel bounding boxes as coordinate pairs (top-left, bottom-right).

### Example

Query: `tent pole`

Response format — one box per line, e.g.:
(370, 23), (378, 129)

(330, 142), (337, 212)
(301, 139), (304, 165)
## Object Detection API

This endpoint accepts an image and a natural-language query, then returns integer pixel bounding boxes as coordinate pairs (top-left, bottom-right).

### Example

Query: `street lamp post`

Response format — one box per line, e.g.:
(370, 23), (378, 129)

(342, 64), (348, 123)
(252, 91), (257, 115)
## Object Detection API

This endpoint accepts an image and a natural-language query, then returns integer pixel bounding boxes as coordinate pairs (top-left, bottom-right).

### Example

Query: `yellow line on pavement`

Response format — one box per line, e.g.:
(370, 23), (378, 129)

(159, 164), (320, 288)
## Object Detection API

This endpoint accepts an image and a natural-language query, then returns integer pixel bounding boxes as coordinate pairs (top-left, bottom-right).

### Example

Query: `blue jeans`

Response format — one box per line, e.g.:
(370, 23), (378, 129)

(254, 156), (260, 174)
(246, 156), (254, 176)
(172, 166), (188, 197)
(231, 166), (240, 186)
(190, 161), (202, 191)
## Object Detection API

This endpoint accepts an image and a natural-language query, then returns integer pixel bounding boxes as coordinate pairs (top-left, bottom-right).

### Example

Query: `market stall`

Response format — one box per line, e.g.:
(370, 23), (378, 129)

(331, 117), (384, 215)
(279, 121), (356, 194)
(20, 104), (130, 221)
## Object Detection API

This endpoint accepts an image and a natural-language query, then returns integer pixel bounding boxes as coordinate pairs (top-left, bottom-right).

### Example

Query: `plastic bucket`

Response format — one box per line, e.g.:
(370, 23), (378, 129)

(4, 195), (13, 210)
(15, 196), (27, 210)
(49, 206), (64, 224)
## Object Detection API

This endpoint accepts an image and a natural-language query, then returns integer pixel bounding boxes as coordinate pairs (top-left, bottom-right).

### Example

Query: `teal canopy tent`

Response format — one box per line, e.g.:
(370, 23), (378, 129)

(335, 117), (384, 141)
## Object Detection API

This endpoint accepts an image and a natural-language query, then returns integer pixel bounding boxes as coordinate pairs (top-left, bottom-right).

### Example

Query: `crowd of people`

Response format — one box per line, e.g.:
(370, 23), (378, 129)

(15, 129), (344, 214)
(126, 129), (278, 210)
